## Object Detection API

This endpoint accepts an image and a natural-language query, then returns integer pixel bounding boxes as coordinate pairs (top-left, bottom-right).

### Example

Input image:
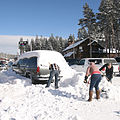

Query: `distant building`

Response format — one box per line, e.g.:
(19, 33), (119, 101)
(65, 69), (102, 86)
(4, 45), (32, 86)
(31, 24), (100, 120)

(63, 37), (106, 59)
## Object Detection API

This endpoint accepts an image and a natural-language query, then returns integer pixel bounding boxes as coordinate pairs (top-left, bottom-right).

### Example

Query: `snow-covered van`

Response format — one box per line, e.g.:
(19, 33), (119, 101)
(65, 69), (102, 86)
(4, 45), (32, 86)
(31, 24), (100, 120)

(71, 58), (119, 76)
(13, 50), (70, 84)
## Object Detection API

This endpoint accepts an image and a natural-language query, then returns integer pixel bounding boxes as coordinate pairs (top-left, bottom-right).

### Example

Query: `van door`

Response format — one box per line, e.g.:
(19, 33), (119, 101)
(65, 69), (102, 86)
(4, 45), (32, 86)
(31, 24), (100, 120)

(27, 57), (37, 75)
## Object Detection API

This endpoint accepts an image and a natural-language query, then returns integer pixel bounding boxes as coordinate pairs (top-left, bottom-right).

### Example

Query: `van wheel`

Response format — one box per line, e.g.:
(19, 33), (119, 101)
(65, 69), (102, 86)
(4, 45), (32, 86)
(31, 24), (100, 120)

(23, 72), (27, 77)
(113, 72), (116, 76)
(32, 79), (36, 84)
(26, 73), (30, 78)
(30, 74), (36, 84)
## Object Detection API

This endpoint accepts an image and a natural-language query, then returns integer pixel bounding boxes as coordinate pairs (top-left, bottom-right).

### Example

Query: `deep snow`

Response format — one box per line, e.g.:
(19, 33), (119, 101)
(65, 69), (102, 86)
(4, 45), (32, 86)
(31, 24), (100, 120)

(0, 68), (120, 120)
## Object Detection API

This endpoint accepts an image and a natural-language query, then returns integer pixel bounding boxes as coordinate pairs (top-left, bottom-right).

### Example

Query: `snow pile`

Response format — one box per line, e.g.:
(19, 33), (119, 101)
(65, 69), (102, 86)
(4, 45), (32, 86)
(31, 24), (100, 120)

(100, 76), (120, 101)
(0, 69), (120, 120)
(0, 69), (31, 86)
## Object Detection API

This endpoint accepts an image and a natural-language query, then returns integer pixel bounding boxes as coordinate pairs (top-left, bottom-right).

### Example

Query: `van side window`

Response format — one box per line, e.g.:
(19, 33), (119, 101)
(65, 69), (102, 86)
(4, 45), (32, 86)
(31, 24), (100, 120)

(79, 60), (85, 65)
(23, 58), (29, 66)
(28, 57), (37, 67)
(18, 59), (23, 66)
(104, 59), (117, 64)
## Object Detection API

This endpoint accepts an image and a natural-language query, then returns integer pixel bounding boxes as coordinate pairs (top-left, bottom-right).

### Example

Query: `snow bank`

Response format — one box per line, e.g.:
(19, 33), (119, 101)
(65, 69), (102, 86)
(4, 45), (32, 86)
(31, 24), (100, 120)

(100, 76), (120, 101)
(0, 69), (120, 120)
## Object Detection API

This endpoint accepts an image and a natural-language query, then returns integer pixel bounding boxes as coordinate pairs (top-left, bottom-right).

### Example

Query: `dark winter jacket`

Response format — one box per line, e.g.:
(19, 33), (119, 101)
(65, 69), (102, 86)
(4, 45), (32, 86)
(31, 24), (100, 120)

(99, 63), (113, 78)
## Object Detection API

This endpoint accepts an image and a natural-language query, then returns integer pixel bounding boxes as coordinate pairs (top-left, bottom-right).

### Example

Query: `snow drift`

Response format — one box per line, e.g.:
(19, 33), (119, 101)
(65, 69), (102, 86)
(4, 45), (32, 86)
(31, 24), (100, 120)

(0, 68), (120, 120)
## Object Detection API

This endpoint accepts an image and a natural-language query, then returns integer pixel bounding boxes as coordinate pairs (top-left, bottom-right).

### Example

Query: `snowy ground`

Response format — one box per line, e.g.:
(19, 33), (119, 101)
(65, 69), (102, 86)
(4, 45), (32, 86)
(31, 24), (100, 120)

(0, 68), (120, 120)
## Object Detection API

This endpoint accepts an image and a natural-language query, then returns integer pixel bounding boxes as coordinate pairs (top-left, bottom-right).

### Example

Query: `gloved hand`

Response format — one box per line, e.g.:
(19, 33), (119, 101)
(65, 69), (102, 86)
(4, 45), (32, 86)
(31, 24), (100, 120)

(84, 76), (88, 83)
(84, 79), (87, 83)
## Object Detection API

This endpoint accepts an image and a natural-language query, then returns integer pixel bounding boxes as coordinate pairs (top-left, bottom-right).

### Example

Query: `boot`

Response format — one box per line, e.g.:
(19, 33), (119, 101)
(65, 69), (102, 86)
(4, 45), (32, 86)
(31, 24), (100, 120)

(96, 90), (100, 100)
(88, 91), (93, 102)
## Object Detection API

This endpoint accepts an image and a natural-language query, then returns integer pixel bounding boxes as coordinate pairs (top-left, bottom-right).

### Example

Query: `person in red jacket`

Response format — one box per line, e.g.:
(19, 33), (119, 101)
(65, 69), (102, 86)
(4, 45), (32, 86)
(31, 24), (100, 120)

(84, 62), (102, 102)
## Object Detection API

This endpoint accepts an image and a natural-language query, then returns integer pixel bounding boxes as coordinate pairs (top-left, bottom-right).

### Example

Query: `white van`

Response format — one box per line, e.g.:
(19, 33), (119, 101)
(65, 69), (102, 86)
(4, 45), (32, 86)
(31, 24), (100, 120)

(13, 50), (70, 84)
(71, 58), (119, 76)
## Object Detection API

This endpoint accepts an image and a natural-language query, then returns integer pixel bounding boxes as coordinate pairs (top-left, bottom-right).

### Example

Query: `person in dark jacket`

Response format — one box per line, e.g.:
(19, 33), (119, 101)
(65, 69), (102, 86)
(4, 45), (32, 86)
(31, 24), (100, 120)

(45, 63), (60, 89)
(99, 63), (113, 83)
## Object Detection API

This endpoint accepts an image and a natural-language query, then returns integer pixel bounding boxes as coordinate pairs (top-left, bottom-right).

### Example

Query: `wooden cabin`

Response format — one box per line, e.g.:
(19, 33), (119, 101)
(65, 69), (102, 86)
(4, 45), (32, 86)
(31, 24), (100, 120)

(63, 38), (106, 59)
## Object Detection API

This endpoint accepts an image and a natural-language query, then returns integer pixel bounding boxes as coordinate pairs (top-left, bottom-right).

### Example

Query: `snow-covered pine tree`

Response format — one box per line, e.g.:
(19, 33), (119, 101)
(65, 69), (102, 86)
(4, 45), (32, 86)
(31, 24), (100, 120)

(78, 27), (88, 40)
(34, 35), (41, 50)
(59, 37), (65, 54)
(45, 39), (53, 50)
(41, 38), (47, 50)
(30, 39), (35, 51)
(48, 34), (56, 50)
(68, 34), (75, 46)
(97, 0), (120, 56)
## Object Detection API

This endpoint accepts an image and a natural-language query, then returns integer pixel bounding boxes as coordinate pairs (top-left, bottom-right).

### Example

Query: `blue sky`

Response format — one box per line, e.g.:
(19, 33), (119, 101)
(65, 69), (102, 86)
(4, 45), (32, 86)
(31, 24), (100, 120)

(0, 0), (101, 54)
(0, 0), (101, 39)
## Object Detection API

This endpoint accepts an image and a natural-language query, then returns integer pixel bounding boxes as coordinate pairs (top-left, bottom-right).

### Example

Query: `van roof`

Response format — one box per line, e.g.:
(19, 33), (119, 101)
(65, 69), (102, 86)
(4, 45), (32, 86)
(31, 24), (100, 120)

(18, 50), (60, 60)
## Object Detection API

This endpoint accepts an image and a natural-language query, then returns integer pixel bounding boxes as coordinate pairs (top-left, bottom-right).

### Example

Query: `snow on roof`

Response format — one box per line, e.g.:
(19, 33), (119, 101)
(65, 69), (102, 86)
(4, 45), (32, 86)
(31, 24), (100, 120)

(87, 40), (96, 46)
(64, 51), (74, 57)
(88, 40), (104, 49)
(17, 50), (73, 76)
(63, 38), (88, 52)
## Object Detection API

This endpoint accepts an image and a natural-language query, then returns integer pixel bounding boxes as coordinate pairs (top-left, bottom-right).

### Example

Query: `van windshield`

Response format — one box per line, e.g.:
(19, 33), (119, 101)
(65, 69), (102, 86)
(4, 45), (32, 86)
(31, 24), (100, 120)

(104, 59), (118, 65)
(115, 57), (120, 62)
(79, 59), (85, 65)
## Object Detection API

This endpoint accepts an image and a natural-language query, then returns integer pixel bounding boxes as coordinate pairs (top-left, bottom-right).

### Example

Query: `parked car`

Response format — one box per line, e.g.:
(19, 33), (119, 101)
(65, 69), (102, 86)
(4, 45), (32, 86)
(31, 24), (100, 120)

(0, 61), (6, 71)
(66, 59), (80, 66)
(115, 57), (120, 65)
(0, 63), (6, 71)
(7, 61), (13, 69)
(71, 58), (119, 76)
(12, 50), (70, 84)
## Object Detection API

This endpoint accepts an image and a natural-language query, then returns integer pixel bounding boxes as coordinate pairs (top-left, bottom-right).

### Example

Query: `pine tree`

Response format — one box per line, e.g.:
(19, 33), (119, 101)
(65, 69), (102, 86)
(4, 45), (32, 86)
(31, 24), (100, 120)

(34, 35), (41, 50)
(41, 38), (47, 50)
(26, 35), (67, 54)
(59, 37), (65, 54)
(78, 27), (88, 40)
(49, 34), (56, 50)
(97, 0), (120, 56)
(78, 3), (97, 57)
(30, 39), (35, 51)
(78, 3), (96, 35)
(68, 34), (75, 46)
(45, 39), (53, 50)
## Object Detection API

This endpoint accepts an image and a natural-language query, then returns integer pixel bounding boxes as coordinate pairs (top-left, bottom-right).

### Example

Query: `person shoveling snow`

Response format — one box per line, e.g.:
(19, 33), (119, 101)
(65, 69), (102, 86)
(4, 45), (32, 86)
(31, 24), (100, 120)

(84, 62), (102, 102)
